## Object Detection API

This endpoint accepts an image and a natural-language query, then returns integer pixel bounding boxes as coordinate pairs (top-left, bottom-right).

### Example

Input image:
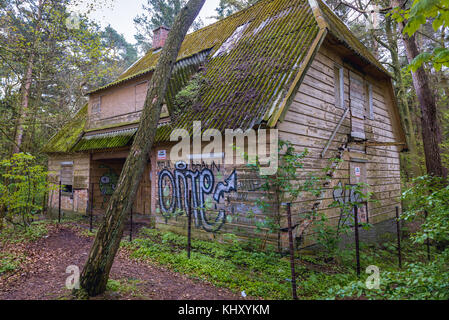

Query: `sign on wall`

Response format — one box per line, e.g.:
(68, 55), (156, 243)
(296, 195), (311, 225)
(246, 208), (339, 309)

(157, 150), (167, 160)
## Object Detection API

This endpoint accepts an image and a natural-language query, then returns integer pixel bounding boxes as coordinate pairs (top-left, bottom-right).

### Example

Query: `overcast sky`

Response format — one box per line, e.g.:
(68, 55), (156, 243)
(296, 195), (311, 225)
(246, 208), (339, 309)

(73, 0), (221, 44)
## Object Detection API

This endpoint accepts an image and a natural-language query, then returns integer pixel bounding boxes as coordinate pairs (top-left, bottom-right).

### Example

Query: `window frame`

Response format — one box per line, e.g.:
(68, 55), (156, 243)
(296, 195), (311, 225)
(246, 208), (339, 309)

(366, 81), (374, 120)
(60, 162), (74, 197)
(334, 64), (345, 108)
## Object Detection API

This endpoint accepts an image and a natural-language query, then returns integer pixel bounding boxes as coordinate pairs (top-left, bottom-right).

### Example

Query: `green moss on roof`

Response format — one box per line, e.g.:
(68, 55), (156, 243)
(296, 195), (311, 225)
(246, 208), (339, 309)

(42, 105), (87, 153)
(84, 121), (140, 133)
(72, 128), (137, 151)
(52, 0), (390, 153)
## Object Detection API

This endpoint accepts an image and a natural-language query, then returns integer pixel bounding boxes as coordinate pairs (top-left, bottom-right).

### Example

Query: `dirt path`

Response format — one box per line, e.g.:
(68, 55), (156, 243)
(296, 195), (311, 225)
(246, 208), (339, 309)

(0, 225), (242, 300)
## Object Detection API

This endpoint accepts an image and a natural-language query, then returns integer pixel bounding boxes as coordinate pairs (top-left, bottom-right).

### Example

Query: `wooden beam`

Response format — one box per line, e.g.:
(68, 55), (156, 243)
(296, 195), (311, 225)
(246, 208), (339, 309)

(365, 141), (407, 147)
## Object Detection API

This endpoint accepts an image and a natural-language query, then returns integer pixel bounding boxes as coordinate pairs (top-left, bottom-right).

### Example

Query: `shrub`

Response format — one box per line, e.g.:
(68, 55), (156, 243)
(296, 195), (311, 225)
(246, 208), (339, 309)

(0, 153), (51, 229)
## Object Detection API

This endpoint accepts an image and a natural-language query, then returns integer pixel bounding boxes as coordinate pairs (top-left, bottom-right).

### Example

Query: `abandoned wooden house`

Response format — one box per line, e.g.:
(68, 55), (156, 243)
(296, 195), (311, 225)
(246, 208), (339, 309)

(43, 0), (407, 248)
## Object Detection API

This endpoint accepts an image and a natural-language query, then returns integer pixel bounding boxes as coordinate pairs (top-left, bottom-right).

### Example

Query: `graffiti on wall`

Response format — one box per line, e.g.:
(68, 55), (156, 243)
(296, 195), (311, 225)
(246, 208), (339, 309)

(333, 181), (368, 224)
(157, 161), (237, 232)
(99, 165), (118, 209)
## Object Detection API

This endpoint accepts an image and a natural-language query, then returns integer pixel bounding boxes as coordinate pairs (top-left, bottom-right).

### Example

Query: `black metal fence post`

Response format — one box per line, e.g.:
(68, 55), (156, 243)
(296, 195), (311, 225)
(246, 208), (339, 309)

(187, 190), (192, 259)
(129, 207), (133, 242)
(354, 205), (361, 277)
(395, 206), (402, 269)
(90, 183), (94, 232)
(58, 180), (62, 223)
(286, 203), (298, 300)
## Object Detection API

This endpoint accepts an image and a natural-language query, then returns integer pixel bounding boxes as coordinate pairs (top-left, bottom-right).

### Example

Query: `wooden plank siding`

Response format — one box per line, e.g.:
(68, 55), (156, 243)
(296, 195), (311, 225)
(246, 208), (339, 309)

(47, 153), (90, 214)
(277, 42), (402, 247)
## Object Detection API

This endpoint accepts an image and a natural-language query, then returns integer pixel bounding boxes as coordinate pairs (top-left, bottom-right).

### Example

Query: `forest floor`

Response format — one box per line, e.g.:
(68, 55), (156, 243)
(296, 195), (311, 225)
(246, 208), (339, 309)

(0, 223), (242, 300)
(0, 218), (438, 300)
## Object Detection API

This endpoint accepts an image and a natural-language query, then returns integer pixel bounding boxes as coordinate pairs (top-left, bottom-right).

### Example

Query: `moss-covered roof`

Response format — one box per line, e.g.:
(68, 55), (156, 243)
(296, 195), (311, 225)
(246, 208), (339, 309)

(47, 0), (391, 153)
(72, 127), (137, 151)
(42, 104), (87, 153)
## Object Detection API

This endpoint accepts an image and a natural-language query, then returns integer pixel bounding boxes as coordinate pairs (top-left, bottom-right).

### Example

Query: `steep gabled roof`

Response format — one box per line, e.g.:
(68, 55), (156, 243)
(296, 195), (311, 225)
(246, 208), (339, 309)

(45, 0), (395, 153)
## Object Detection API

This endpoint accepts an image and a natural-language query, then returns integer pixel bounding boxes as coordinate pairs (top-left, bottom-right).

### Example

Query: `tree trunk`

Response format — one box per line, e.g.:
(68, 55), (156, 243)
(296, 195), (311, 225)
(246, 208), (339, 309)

(79, 0), (206, 297)
(393, 0), (447, 179)
(13, 55), (34, 154)
(385, 15), (421, 178)
(12, 0), (43, 155)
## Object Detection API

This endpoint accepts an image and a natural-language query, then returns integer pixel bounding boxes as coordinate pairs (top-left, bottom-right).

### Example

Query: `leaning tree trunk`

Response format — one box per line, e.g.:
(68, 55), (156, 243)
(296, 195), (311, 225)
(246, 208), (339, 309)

(80, 0), (206, 297)
(393, 0), (447, 179)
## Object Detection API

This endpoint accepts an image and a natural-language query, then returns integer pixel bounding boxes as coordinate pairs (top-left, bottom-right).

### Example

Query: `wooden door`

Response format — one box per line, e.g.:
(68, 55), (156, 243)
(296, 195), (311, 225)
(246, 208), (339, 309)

(135, 165), (151, 215)
(350, 160), (368, 223)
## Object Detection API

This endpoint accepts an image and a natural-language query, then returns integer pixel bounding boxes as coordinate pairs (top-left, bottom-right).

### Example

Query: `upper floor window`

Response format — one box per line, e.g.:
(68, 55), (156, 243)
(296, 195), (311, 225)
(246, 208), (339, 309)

(92, 96), (101, 114)
(334, 64), (345, 108)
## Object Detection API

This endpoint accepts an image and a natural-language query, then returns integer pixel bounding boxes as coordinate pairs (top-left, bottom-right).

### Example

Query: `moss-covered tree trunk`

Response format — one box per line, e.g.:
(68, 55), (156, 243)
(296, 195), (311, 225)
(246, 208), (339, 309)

(79, 0), (206, 297)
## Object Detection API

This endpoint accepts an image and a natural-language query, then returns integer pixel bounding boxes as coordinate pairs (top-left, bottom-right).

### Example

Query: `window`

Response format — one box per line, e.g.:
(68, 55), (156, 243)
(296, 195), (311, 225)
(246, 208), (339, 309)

(160, 103), (169, 118)
(60, 162), (73, 194)
(334, 65), (345, 108)
(91, 96), (101, 114)
(366, 82), (374, 120)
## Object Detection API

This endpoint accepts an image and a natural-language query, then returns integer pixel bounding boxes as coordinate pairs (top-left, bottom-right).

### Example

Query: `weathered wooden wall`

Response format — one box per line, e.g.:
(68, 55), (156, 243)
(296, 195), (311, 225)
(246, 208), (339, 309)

(47, 153), (90, 214)
(87, 74), (151, 130)
(150, 142), (278, 246)
(277, 41), (402, 247)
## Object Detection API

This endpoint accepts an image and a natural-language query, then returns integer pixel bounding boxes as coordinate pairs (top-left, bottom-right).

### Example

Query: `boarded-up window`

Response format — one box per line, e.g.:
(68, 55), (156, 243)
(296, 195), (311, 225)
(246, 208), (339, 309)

(334, 64), (345, 108)
(91, 97), (101, 114)
(349, 72), (366, 140)
(60, 162), (73, 194)
(135, 81), (148, 111)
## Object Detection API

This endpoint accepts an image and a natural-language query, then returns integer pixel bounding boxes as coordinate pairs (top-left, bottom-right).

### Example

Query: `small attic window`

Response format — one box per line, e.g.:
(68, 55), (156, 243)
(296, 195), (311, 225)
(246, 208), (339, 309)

(160, 103), (170, 118)
(334, 64), (345, 108)
(213, 22), (250, 58)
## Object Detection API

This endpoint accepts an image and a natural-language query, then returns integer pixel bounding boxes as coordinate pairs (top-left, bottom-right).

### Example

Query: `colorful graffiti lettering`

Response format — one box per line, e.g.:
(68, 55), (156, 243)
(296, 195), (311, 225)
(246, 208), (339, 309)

(158, 161), (237, 232)
(99, 165), (118, 209)
(333, 181), (368, 224)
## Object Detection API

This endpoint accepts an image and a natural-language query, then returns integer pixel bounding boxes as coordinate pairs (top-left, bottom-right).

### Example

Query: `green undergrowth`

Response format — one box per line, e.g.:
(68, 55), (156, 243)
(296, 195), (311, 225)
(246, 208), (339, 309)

(122, 228), (346, 299)
(327, 248), (449, 300)
(106, 278), (146, 299)
(122, 227), (443, 300)
(0, 220), (49, 243)
(0, 252), (23, 275)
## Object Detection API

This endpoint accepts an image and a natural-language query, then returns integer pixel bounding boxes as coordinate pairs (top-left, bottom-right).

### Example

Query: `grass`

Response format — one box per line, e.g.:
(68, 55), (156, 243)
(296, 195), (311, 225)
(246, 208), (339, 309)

(106, 279), (146, 299)
(0, 220), (49, 244)
(1, 218), (446, 300)
(0, 252), (23, 275)
(121, 227), (443, 300)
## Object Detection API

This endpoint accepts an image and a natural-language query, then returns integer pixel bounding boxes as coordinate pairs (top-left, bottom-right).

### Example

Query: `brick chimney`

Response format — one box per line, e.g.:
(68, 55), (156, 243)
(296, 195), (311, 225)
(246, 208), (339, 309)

(153, 26), (170, 50)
